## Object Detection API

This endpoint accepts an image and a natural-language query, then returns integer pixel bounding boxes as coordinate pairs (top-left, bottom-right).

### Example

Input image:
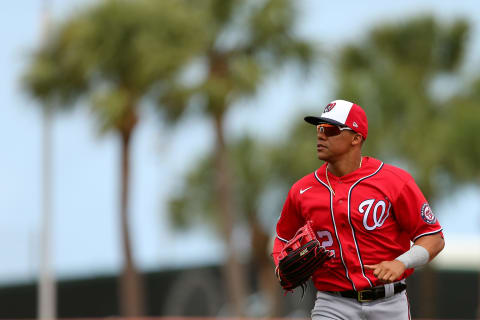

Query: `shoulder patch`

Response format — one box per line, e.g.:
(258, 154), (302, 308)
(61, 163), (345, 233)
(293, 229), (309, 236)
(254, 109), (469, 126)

(420, 203), (436, 224)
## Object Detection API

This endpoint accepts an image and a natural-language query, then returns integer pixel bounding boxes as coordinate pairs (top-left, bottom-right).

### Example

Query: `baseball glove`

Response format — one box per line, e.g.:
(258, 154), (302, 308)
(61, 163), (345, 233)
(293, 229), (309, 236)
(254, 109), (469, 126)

(276, 221), (333, 292)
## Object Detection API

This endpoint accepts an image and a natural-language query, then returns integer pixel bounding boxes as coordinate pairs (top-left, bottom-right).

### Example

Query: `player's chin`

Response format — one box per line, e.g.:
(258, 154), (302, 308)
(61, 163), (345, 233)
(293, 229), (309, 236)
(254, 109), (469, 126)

(316, 150), (329, 161)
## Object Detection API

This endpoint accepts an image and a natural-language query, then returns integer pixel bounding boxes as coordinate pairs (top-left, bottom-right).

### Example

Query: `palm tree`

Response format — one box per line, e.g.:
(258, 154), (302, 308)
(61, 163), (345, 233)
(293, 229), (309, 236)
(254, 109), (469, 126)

(170, 136), (285, 316)
(334, 16), (470, 318)
(173, 0), (315, 314)
(22, 0), (207, 316)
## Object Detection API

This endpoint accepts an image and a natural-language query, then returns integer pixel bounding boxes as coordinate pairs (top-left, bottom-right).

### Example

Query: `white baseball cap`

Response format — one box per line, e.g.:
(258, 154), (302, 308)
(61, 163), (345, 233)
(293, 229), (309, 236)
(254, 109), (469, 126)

(304, 99), (368, 140)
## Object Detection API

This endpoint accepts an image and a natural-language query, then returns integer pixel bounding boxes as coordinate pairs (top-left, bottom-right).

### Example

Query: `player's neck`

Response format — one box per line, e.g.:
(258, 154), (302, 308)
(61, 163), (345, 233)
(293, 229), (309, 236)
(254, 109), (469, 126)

(326, 154), (363, 177)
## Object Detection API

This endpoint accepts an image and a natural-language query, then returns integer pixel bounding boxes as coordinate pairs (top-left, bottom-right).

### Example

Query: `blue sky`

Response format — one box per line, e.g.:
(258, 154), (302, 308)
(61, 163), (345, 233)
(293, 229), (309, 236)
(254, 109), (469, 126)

(1, 0), (480, 285)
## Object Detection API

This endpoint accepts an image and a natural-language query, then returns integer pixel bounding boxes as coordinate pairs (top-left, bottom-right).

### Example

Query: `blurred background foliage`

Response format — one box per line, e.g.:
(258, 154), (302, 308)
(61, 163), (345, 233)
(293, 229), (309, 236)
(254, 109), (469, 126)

(21, 0), (480, 318)
(336, 16), (471, 199)
(24, 0), (210, 316)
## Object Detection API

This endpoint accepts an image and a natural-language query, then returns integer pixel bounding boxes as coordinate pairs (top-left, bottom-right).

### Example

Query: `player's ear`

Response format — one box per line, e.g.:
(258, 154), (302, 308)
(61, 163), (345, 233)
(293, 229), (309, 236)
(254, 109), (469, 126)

(351, 133), (363, 146)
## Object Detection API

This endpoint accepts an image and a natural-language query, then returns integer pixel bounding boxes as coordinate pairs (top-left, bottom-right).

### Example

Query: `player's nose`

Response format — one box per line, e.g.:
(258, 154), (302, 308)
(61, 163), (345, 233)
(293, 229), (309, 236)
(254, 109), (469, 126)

(317, 131), (327, 141)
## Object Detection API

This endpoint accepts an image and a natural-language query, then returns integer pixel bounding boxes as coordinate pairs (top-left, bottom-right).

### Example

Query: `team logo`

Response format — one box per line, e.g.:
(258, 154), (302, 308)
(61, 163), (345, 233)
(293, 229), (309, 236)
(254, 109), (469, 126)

(353, 121), (359, 128)
(358, 199), (391, 231)
(324, 102), (336, 113)
(421, 203), (436, 224)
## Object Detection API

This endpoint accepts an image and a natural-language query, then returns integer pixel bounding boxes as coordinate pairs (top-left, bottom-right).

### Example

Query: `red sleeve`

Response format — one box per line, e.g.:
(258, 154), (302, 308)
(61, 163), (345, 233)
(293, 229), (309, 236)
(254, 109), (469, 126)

(271, 187), (305, 265)
(393, 177), (443, 241)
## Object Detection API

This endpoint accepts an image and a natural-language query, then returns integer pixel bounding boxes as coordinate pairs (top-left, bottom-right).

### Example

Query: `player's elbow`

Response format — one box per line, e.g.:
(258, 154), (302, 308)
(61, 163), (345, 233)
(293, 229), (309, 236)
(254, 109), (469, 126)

(429, 234), (445, 261)
(415, 232), (445, 261)
(437, 236), (445, 254)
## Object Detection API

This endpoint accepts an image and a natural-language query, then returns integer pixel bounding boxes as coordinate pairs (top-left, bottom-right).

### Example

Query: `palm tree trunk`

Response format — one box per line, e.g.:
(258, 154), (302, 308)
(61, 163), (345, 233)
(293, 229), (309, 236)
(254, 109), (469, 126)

(213, 114), (247, 316)
(119, 128), (145, 317)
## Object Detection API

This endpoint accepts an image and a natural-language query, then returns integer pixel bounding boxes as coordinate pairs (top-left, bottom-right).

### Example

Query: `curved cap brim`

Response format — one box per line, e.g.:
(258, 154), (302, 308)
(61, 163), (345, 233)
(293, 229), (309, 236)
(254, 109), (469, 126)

(304, 116), (345, 127)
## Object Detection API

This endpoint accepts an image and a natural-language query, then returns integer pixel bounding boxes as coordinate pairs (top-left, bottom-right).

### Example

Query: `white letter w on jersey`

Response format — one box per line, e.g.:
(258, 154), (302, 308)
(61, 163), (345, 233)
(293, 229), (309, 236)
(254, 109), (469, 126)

(358, 199), (391, 231)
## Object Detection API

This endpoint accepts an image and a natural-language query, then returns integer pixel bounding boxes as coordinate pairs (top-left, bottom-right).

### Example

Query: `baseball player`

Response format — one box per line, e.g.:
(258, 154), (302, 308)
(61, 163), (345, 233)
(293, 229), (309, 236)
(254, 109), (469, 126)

(272, 100), (444, 319)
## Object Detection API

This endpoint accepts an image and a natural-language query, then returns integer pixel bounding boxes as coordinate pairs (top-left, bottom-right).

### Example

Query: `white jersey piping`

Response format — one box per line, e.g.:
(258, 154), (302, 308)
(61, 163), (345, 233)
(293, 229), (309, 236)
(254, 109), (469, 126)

(314, 170), (356, 291)
(347, 161), (384, 288)
(412, 228), (443, 242)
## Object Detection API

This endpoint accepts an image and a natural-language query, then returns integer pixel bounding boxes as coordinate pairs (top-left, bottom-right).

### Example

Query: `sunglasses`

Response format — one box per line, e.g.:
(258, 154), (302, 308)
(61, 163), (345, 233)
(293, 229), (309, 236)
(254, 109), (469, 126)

(316, 123), (353, 137)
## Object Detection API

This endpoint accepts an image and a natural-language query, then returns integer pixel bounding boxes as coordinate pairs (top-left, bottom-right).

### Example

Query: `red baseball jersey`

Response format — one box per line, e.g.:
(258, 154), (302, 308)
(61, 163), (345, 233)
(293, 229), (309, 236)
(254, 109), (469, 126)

(272, 156), (443, 292)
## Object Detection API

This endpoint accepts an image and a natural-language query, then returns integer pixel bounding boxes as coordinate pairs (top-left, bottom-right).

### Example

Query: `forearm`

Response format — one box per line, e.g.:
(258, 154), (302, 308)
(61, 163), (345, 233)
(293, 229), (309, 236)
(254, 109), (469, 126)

(395, 233), (445, 269)
(365, 233), (445, 282)
(414, 232), (445, 261)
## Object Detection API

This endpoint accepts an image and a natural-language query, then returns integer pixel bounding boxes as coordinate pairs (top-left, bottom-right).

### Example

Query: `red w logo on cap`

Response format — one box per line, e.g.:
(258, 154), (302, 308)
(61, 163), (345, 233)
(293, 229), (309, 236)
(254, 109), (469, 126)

(324, 103), (336, 113)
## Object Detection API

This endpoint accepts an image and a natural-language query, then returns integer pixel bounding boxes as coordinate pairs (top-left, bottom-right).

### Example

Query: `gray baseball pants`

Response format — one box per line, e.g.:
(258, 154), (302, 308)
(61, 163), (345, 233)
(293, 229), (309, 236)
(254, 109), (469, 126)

(311, 289), (410, 320)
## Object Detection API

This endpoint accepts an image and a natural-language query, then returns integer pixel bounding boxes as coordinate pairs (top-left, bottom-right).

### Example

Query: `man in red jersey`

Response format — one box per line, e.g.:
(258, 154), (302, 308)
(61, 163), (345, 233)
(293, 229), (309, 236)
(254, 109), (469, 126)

(272, 100), (444, 319)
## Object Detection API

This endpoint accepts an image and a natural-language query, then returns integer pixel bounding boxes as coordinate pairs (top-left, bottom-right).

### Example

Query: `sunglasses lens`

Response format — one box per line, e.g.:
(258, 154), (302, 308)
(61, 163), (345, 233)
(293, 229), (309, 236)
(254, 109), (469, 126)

(317, 124), (341, 136)
(325, 126), (341, 136)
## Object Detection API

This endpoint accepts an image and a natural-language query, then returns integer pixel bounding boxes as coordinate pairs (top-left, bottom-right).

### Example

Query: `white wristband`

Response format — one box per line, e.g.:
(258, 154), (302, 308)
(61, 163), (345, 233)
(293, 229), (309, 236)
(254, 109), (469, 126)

(395, 245), (430, 269)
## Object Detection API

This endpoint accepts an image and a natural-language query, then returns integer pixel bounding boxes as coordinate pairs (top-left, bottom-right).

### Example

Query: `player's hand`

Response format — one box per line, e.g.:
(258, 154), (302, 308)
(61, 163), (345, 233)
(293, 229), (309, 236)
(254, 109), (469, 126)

(364, 260), (406, 283)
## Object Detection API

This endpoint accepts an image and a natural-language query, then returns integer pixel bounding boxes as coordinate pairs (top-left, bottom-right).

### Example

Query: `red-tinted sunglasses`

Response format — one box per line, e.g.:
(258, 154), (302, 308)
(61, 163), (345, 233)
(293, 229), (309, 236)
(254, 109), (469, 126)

(316, 123), (353, 137)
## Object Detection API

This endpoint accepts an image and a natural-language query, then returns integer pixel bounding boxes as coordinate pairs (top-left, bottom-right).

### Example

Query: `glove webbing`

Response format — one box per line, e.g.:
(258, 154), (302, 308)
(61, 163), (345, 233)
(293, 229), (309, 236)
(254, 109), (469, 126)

(280, 242), (324, 276)
(279, 241), (330, 290)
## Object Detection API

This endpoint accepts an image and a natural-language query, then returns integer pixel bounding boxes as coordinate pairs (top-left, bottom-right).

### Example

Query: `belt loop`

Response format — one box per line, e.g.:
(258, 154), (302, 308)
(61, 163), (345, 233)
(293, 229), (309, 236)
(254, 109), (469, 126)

(384, 283), (394, 298)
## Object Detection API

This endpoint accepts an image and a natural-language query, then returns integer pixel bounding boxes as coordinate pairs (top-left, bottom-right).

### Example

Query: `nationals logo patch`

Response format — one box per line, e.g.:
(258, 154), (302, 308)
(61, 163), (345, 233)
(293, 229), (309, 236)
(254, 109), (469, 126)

(421, 203), (436, 224)
(358, 199), (391, 231)
(324, 102), (336, 113)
